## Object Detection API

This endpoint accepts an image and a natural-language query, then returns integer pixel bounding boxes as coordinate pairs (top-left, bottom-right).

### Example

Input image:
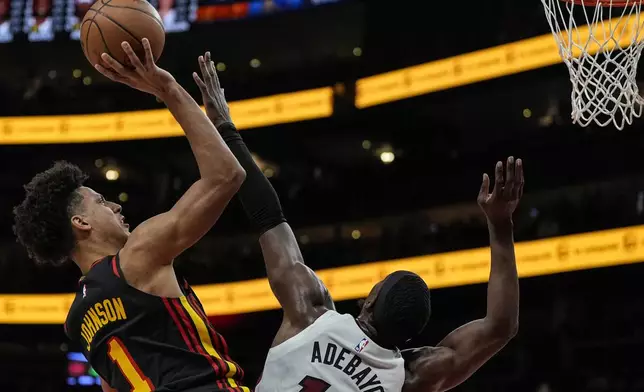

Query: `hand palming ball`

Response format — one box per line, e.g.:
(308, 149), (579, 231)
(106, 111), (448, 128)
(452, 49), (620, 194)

(80, 0), (165, 67)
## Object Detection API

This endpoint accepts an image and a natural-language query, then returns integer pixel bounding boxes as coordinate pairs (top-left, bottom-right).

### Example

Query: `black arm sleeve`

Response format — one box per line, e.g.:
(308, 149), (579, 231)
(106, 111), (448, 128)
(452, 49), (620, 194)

(217, 122), (286, 235)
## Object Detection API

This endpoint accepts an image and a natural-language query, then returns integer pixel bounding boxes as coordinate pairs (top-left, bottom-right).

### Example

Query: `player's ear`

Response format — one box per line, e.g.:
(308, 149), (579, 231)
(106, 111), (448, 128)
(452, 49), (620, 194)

(362, 295), (377, 313)
(71, 214), (92, 232)
(362, 281), (384, 312)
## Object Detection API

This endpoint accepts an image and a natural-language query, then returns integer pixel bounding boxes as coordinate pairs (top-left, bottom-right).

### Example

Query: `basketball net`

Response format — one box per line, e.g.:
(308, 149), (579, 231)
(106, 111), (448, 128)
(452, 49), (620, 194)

(541, 0), (644, 130)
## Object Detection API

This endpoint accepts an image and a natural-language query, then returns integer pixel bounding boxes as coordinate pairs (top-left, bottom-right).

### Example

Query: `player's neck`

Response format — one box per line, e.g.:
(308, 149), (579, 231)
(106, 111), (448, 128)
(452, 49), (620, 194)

(355, 316), (396, 350)
(72, 240), (122, 275)
(355, 317), (378, 341)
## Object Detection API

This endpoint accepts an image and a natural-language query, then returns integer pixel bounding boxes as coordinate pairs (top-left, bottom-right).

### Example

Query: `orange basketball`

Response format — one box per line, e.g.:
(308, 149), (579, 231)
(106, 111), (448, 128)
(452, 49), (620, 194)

(80, 0), (165, 67)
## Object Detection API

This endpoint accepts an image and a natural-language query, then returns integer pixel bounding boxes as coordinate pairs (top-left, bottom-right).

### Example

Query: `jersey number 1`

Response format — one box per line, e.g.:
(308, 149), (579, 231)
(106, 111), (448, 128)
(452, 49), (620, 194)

(299, 376), (331, 392)
(107, 337), (154, 392)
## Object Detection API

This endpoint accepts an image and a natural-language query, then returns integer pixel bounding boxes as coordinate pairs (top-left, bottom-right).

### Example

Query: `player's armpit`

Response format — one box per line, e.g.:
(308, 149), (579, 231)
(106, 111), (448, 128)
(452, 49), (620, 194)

(121, 174), (245, 268)
(403, 318), (516, 392)
(260, 223), (334, 326)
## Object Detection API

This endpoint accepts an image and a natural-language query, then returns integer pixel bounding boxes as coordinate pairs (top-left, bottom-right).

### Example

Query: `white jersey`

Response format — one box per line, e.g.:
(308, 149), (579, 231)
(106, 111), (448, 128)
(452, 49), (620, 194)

(256, 310), (405, 392)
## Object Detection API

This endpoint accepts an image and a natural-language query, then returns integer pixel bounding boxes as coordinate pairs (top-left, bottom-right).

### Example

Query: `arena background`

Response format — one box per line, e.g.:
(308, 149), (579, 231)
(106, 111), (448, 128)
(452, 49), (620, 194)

(2, 0), (644, 390)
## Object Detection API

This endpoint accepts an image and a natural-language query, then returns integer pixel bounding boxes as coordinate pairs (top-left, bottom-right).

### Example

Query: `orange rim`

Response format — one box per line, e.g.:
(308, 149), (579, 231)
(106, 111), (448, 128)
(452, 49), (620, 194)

(561, 0), (644, 6)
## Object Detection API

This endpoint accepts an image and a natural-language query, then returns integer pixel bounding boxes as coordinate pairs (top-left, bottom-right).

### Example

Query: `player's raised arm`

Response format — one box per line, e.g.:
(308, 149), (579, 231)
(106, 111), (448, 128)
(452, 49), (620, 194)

(403, 157), (523, 392)
(95, 42), (245, 268)
(193, 59), (334, 330)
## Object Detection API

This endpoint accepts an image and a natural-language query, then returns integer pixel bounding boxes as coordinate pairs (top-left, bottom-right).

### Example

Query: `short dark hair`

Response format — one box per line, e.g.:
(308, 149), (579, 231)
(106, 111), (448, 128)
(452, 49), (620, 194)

(373, 271), (431, 347)
(13, 161), (88, 266)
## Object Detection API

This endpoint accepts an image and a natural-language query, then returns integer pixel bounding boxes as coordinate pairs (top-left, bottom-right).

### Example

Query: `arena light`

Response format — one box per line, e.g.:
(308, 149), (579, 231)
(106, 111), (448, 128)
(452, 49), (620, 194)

(0, 87), (334, 144)
(105, 169), (119, 181)
(253, 153), (279, 178)
(1, 225), (644, 323)
(380, 151), (395, 164)
(355, 32), (565, 108)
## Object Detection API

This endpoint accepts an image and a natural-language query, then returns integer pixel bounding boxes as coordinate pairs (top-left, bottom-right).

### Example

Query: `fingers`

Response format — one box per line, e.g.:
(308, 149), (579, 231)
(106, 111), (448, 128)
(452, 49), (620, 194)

(198, 55), (212, 87)
(491, 161), (504, 198)
(193, 72), (206, 92)
(503, 156), (516, 199)
(141, 38), (154, 66)
(516, 158), (524, 199)
(206, 52), (222, 90)
(478, 173), (490, 202)
(121, 41), (145, 71)
(95, 63), (129, 84)
(204, 52), (213, 77)
(196, 51), (223, 92)
(100, 53), (127, 74)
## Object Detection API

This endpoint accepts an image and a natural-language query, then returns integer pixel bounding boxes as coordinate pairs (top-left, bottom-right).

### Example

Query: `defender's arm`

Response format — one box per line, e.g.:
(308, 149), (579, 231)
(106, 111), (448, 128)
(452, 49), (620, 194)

(260, 223), (333, 325)
(221, 125), (333, 325)
(404, 158), (523, 392)
(193, 60), (333, 328)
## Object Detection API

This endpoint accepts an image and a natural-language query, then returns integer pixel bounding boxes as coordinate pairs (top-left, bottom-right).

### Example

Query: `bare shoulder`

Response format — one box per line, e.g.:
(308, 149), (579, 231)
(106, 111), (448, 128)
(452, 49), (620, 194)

(117, 221), (161, 274)
(117, 241), (183, 297)
(117, 238), (152, 285)
(402, 346), (456, 392)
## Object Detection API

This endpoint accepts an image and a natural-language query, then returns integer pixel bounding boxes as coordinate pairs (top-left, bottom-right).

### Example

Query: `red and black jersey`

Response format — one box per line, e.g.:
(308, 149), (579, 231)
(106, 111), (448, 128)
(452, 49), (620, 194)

(64, 254), (249, 392)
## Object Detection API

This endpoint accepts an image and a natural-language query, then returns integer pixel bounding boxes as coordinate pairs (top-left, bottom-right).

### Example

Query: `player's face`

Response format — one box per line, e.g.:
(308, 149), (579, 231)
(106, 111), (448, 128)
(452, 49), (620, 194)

(0, 0), (9, 17)
(75, 0), (92, 18)
(76, 4), (91, 17)
(34, 0), (50, 16)
(158, 0), (174, 12)
(74, 187), (130, 245)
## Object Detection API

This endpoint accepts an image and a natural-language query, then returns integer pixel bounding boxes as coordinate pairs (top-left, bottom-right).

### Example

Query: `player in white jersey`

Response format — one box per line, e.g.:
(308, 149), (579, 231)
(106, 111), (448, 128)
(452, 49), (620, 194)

(194, 61), (523, 391)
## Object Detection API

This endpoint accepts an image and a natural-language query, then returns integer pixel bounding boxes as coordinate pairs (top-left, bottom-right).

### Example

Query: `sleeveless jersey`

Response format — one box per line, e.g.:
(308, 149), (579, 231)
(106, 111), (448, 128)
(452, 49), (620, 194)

(256, 311), (405, 392)
(64, 254), (248, 392)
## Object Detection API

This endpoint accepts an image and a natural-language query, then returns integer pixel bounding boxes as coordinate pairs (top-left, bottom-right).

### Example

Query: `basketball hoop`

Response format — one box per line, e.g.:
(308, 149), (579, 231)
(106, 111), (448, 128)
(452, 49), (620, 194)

(541, 0), (644, 130)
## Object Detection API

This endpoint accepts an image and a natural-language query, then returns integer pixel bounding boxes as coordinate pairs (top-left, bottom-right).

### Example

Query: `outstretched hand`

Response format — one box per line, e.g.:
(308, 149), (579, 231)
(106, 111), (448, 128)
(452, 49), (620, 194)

(95, 38), (176, 98)
(193, 52), (232, 128)
(477, 157), (524, 224)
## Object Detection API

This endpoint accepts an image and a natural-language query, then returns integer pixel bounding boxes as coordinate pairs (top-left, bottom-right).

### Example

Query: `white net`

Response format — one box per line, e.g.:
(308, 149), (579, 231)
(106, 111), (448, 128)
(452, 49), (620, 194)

(541, 0), (644, 130)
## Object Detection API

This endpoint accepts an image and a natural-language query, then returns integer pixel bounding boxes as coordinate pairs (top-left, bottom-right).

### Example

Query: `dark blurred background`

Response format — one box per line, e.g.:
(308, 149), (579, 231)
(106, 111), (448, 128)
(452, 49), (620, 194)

(2, 0), (644, 391)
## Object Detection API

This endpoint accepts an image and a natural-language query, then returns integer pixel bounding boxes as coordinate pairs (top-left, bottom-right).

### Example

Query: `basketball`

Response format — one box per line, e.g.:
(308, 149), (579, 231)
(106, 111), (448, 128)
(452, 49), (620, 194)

(80, 0), (165, 67)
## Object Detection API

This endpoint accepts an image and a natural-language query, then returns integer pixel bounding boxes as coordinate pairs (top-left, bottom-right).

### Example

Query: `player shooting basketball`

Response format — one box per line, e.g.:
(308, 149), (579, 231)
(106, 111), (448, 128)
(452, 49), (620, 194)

(14, 42), (250, 392)
(195, 60), (522, 391)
